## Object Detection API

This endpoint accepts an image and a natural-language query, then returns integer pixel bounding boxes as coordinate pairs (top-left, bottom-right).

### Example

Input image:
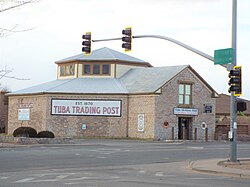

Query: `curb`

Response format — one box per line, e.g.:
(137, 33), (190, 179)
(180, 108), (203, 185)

(189, 159), (250, 179)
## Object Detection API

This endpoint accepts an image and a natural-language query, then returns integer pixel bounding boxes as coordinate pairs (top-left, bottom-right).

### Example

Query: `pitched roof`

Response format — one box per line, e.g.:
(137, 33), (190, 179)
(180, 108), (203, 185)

(8, 65), (217, 97)
(55, 47), (152, 66)
(10, 78), (128, 95)
(120, 65), (188, 93)
(216, 94), (250, 115)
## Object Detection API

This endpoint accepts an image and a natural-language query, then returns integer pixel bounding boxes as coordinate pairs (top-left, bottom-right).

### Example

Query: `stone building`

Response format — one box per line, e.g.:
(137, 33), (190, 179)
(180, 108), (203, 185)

(7, 47), (218, 140)
(0, 90), (8, 133)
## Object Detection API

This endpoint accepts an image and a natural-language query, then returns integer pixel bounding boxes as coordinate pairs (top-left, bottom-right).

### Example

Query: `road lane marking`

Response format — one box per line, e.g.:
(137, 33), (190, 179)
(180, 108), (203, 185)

(96, 156), (106, 159)
(155, 172), (164, 177)
(14, 177), (36, 183)
(0, 176), (9, 180)
(13, 173), (74, 183)
(188, 147), (204, 150)
(69, 177), (90, 181)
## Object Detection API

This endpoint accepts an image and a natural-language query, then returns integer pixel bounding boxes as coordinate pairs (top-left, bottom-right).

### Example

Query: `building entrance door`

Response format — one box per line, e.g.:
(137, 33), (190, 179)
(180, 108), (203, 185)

(178, 117), (192, 140)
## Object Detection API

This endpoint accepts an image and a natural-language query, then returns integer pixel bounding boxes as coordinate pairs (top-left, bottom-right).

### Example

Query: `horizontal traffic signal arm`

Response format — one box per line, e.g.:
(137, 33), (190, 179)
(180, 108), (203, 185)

(92, 34), (219, 66)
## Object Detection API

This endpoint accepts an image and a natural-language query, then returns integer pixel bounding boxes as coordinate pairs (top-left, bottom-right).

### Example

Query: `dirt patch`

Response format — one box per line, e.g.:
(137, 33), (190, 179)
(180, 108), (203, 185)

(219, 160), (250, 171)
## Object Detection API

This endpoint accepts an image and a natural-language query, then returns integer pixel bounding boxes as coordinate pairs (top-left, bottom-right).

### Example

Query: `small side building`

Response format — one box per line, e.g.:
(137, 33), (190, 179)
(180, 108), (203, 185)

(215, 93), (250, 141)
(7, 47), (218, 140)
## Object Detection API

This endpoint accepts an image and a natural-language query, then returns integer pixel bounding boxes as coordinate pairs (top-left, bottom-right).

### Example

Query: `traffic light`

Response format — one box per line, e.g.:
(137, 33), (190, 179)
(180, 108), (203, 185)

(228, 66), (242, 96)
(237, 101), (247, 112)
(82, 32), (91, 55)
(122, 27), (132, 52)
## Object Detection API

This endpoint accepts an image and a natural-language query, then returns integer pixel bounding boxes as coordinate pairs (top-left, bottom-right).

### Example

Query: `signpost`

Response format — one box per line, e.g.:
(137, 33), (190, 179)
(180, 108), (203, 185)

(230, 0), (238, 163)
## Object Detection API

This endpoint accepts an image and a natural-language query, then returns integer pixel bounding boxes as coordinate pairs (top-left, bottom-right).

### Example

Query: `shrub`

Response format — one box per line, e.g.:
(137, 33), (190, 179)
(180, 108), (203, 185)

(13, 127), (37, 138)
(37, 131), (55, 138)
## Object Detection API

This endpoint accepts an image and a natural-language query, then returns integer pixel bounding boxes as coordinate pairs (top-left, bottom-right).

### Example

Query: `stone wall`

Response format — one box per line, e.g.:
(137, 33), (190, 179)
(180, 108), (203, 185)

(0, 135), (74, 145)
(46, 95), (128, 138)
(8, 94), (129, 138)
(127, 95), (156, 139)
(6, 68), (216, 141)
(8, 95), (47, 135)
(154, 79), (179, 140)
(128, 95), (155, 139)
(154, 68), (216, 141)
(0, 91), (8, 133)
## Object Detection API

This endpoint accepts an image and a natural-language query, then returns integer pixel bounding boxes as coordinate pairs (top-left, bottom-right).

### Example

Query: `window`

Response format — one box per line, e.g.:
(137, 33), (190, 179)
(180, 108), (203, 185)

(66, 66), (70, 76)
(60, 64), (75, 76)
(60, 66), (65, 76)
(93, 64), (100, 74)
(102, 64), (110, 75)
(82, 63), (110, 76)
(179, 84), (191, 105)
(83, 64), (91, 74)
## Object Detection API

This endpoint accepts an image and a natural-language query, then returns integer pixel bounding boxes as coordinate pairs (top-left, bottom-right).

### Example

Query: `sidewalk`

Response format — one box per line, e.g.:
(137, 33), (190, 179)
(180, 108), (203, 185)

(0, 142), (24, 148)
(189, 158), (250, 179)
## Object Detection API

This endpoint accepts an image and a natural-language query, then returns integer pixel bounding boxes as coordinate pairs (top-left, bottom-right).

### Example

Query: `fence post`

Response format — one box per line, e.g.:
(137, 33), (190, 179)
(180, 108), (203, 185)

(205, 128), (208, 142)
(194, 128), (197, 141)
(172, 127), (174, 140)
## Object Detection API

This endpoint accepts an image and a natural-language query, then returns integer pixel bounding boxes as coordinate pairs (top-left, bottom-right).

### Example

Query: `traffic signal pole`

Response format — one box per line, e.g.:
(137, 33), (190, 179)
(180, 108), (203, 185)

(93, 34), (230, 69)
(92, 0), (238, 162)
(230, 0), (237, 162)
(93, 35), (215, 63)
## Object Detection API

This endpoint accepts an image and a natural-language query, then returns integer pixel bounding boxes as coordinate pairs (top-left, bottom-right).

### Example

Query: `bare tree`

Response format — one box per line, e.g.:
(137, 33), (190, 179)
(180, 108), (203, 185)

(0, 0), (38, 82)
(0, 68), (29, 80)
(0, 0), (40, 37)
(0, 0), (37, 12)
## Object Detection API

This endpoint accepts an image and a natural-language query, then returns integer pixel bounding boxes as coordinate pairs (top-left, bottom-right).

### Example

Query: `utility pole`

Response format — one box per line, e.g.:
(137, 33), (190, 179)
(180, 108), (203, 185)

(230, 0), (237, 162)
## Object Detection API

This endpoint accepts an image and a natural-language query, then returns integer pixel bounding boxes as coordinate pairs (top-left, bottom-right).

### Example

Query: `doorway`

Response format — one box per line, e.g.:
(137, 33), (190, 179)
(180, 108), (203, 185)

(178, 117), (192, 140)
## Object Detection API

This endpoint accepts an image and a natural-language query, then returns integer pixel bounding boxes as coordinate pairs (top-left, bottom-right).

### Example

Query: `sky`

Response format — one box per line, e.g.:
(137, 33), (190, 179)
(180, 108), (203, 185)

(0, 0), (249, 99)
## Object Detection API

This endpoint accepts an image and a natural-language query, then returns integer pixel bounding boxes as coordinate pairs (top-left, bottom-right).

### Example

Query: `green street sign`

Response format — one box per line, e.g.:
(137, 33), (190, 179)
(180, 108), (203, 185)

(214, 48), (233, 65)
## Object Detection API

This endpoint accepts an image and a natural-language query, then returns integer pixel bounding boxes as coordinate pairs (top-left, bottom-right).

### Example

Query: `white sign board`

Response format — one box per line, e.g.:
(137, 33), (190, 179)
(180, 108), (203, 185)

(51, 99), (122, 117)
(137, 114), (145, 132)
(233, 122), (237, 129)
(173, 108), (198, 116)
(228, 131), (233, 139)
(81, 124), (87, 130)
(201, 122), (207, 129)
(18, 108), (30, 121)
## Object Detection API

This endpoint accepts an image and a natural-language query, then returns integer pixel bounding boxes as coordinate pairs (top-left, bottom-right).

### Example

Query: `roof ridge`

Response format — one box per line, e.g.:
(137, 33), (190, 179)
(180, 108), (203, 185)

(114, 79), (128, 93)
(105, 47), (118, 60)
(45, 78), (76, 92)
(55, 47), (148, 64)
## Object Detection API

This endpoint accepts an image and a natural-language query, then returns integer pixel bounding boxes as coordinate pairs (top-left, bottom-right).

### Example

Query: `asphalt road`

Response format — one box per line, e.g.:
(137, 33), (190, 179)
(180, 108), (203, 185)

(0, 140), (250, 187)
